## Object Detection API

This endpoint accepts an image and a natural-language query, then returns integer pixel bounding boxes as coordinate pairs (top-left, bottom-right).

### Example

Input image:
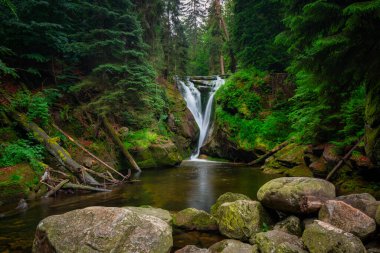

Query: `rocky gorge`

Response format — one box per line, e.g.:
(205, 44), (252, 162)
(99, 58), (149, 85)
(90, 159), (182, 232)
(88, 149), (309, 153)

(32, 177), (380, 253)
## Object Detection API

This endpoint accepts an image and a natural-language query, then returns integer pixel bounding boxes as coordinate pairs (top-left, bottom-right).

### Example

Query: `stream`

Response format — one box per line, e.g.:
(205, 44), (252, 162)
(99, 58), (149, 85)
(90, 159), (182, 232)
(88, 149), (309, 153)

(0, 161), (278, 252)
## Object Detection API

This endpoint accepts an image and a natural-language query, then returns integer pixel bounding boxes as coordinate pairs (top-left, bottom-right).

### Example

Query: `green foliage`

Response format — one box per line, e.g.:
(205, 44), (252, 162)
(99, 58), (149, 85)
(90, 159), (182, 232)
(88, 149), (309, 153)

(0, 139), (45, 172)
(123, 129), (160, 149)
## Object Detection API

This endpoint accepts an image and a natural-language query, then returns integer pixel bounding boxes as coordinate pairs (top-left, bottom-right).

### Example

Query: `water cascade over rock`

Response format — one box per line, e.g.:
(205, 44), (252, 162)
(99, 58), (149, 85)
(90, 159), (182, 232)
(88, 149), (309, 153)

(177, 77), (225, 159)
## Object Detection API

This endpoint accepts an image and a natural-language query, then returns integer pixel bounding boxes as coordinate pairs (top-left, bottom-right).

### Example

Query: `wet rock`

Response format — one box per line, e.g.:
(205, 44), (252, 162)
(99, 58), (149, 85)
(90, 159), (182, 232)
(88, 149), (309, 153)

(175, 245), (210, 253)
(210, 192), (251, 218)
(336, 193), (379, 219)
(217, 200), (272, 241)
(318, 200), (376, 238)
(253, 230), (307, 253)
(274, 216), (302, 237)
(124, 206), (172, 224)
(257, 177), (336, 214)
(209, 239), (258, 253)
(173, 208), (218, 231)
(309, 157), (328, 177)
(16, 199), (28, 210)
(349, 152), (372, 168)
(32, 206), (173, 253)
(376, 205), (380, 225)
(276, 144), (308, 168)
(302, 220), (366, 253)
(322, 144), (341, 164)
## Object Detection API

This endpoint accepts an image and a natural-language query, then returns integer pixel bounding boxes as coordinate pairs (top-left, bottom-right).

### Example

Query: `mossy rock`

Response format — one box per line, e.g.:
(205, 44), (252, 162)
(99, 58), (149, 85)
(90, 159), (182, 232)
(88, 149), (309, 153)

(173, 208), (218, 231)
(257, 177), (336, 214)
(0, 163), (38, 203)
(210, 192), (251, 218)
(217, 200), (272, 241)
(302, 220), (366, 253)
(376, 205), (380, 225)
(275, 144), (308, 168)
(274, 216), (302, 237)
(253, 230), (307, 253)
(209, 239), (259, 253)
(124, 206), (172, 224)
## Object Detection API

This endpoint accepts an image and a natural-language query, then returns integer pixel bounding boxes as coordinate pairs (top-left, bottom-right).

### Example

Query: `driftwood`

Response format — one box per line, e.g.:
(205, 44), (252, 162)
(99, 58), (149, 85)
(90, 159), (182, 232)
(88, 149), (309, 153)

(102, 117), (141, 172)
(62, 182), (112, 192)
(325, 136), (364, 181)
(52, 123), (127, 180)
(12, 113), (100, 185)
(44, 179), (69, 198)
(248, 141), (289, 166)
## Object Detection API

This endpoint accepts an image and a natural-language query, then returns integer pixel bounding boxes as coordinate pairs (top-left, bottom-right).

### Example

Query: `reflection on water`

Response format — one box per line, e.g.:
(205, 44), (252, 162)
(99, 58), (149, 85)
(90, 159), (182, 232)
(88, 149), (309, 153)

(0, 160), (278, 252)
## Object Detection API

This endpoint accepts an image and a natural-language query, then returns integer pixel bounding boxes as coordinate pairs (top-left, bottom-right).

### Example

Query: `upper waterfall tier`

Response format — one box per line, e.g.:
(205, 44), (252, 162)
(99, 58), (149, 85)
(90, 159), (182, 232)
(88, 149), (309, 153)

(177, 76), (225, 159)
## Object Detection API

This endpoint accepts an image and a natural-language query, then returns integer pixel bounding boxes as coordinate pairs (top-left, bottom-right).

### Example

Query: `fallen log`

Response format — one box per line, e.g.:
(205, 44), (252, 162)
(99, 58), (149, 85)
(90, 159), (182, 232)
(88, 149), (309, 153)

(44, 179), (69, 198)
(12, 113), (99, 185)
(102, 117), (141, 172)
(325, 136), (364, 181)
(62, 182), (112, 192)
(189, 76), (218, 81)
(248, 141), (289, 166)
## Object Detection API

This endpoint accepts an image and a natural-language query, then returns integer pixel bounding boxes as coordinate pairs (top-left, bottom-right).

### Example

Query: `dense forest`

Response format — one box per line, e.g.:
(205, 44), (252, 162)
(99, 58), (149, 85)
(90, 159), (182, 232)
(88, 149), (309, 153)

(0, 0), (380, 251)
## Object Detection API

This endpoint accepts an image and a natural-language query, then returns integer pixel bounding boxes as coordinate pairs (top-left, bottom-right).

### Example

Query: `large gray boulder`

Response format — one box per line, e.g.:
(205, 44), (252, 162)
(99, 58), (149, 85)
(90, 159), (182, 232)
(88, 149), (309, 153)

(336, 193), (379, 219)
(173, 208), (218, 231)
(273, 216), (303, 237)
(302, 220), (366, 253)
(124, 206), (172, 224)
(257, 177), (336, 213)
(253, 230), (307, 253)
(210, 192), (251, 218)
(32, 206), (173, 253)
(318, 200), (376, 238)
(217, 200), (272, 241)
(175, 245), (210, 253)
(209, 239), (258, 253)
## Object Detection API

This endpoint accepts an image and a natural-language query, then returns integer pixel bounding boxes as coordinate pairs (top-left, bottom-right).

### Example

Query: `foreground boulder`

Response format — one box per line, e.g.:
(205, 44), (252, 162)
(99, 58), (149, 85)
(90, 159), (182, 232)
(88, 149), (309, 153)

(257, 177), (336, 213)
(217, 200), (272, 240)
(33, 206), (173, 253)
(253, 230), (307, 253)
(210, 192), (251, 218)
(336, 193), (379, 219)
(124, 206), (172, 224)
(318, 200), (376, 238)
(175, 245), (210, 253)
(376, 205), (380, 225)
(302, 220), (366, 253)
(209, 239), (258, 253)
(173, 208), (218, 231)
(273, 216), (302, 236)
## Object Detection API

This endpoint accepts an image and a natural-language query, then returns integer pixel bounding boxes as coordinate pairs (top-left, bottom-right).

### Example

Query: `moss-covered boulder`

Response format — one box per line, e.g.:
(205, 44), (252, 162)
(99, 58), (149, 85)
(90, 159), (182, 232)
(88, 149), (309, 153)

(274, 216), (302, 237)
(253, 230), (307, 253)
(257, 177), (336, 214)
(318, 200), (376, 238)
(175, 245), (210, 253)
(124, 206), (172, 224)
(302, 220), (366, 253)
(336, 193), (379, 219)
(217, 200), (272, 241)
(0, 163), (39, 203)
(173, 208), (218, 231)
(209, 239), (258, 253)
(33, 206), (173, 253)
(132, 141), (183, 169)
(210, 192), (251, 218)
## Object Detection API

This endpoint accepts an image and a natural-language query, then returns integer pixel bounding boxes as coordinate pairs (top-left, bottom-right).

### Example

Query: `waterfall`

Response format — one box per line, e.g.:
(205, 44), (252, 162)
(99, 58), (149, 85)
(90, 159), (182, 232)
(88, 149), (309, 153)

(177, 76), (225, 159)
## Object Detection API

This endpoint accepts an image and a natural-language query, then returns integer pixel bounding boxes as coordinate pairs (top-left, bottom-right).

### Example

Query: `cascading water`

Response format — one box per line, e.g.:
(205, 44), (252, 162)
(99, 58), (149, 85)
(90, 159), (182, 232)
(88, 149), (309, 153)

(177, 76), (225, 159)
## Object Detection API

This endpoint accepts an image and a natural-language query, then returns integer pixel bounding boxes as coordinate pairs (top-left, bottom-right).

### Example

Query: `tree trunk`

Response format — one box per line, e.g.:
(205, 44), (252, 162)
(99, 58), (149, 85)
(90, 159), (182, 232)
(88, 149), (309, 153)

(365, 81), (380, 168)
(248, 141), (289, 166)
(13, 113), (99, 185)
(101, 117), (141, 172)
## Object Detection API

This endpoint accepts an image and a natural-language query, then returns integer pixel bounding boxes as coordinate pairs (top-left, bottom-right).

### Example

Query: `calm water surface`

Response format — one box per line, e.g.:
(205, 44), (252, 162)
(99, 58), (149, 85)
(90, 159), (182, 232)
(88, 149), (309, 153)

(0, 160), (278, 252)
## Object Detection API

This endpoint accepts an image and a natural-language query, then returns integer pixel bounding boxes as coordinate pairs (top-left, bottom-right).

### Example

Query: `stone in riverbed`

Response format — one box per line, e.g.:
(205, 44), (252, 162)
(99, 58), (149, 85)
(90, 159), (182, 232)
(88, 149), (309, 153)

(175, 245), (210, 253)
(302, 220), (366, 253)
(210, 192), (251, 218)
(336, 193), (379, 219)
(209, 239), (258, 253)
(124, 205), (173, 224)
(253, 230), (307, 253)
(173, 208), (218, 231)
(217, 200), (272, 241)
(318, 200), (376, 238)
(273, 216), (302, 237)
(32, 206), (173, 253)
(257, 177), (336, 214)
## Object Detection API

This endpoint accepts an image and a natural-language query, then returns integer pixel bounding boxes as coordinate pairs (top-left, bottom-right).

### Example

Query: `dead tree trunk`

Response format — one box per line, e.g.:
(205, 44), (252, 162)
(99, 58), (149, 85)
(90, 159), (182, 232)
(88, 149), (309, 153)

(13, 113), (99, 185)
(248, 141), (289, 166)
(101, 117), (141, 172)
